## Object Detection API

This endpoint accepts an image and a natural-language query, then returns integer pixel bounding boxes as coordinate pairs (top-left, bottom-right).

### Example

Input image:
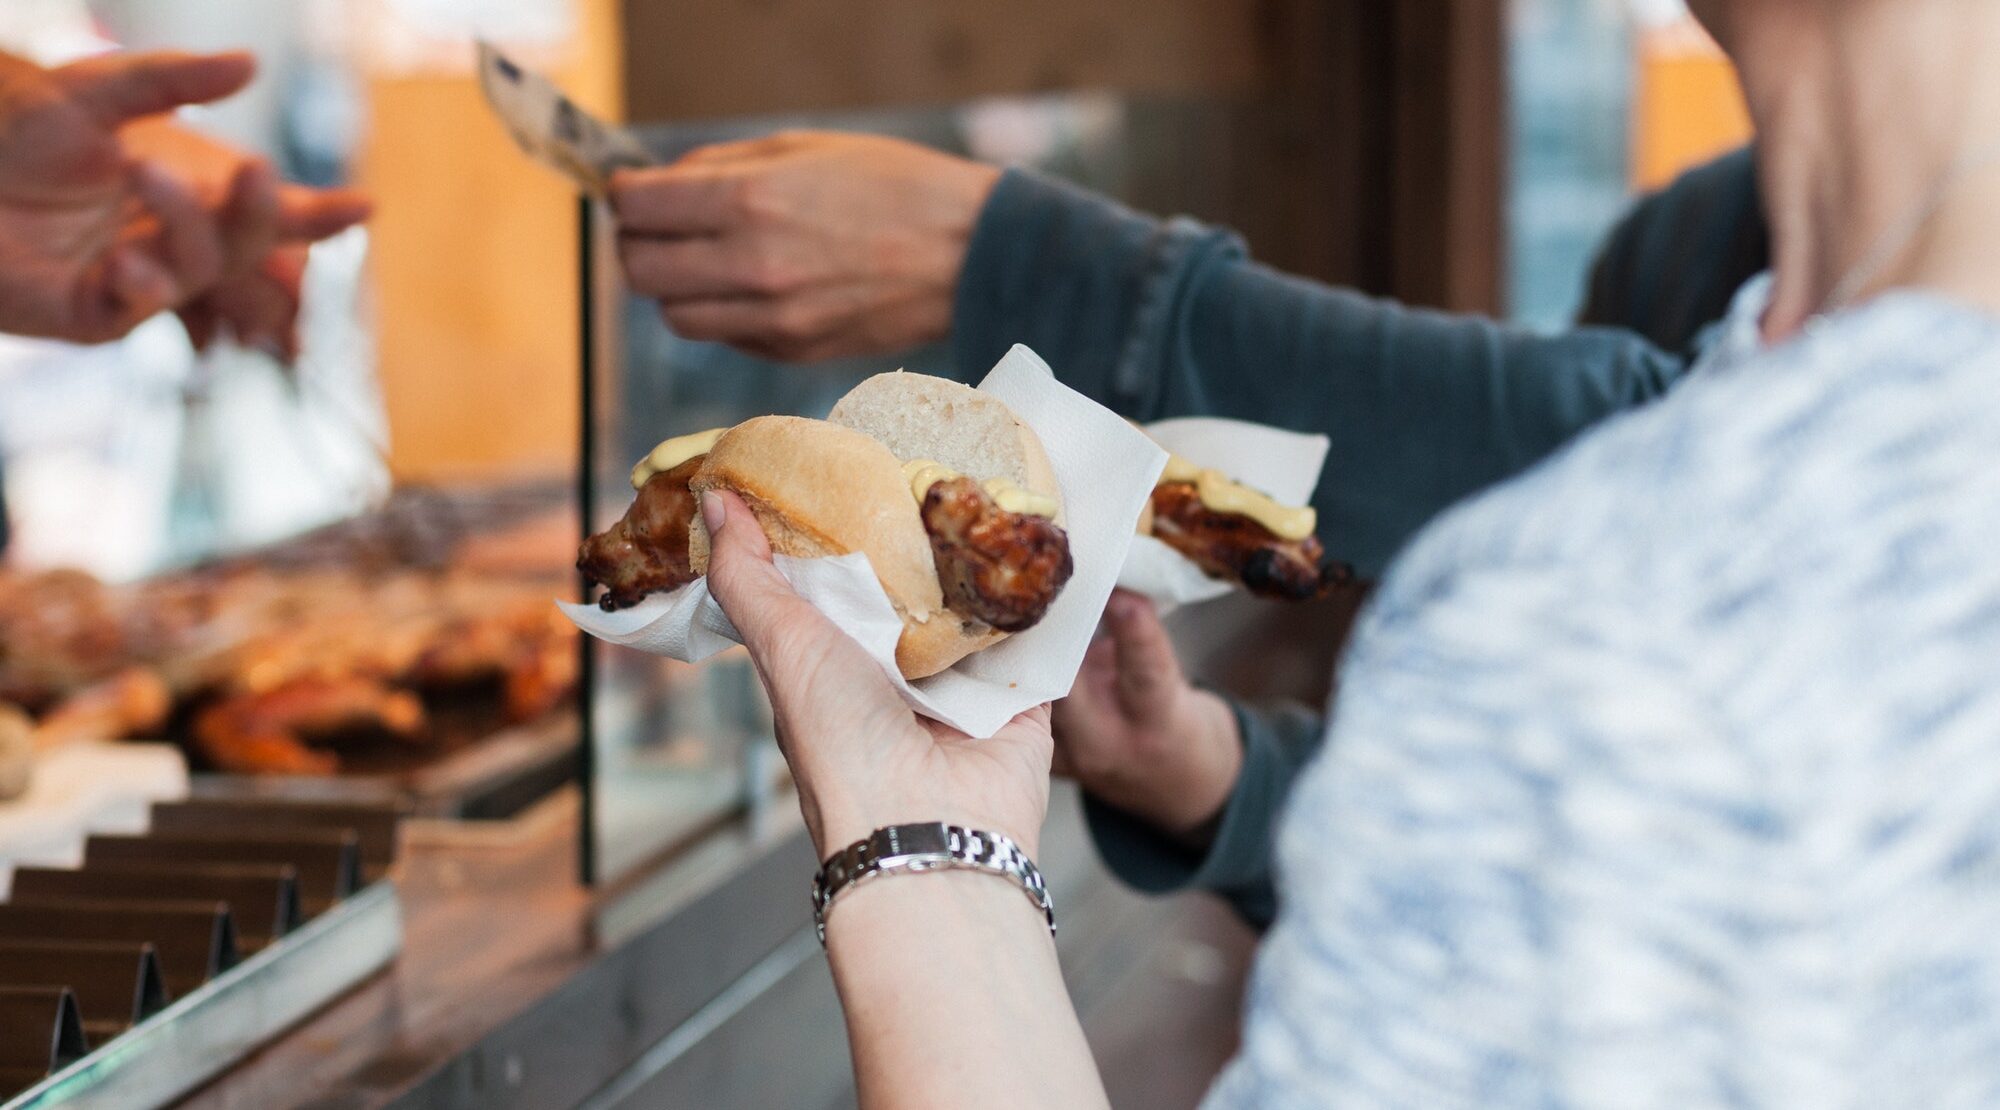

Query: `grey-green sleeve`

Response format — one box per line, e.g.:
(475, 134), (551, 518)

(953, 169), (1694, 578)
(1080, 699), (1325, 931)
(993, 155), (1766, 928)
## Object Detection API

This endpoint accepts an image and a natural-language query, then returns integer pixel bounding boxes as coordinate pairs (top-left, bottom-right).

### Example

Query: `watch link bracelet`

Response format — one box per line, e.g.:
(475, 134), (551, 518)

(811, 822), (1055, 946)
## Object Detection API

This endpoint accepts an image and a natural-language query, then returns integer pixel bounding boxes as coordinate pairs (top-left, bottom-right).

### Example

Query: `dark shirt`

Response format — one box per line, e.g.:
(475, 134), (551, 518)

(952, 147), (1766, 928)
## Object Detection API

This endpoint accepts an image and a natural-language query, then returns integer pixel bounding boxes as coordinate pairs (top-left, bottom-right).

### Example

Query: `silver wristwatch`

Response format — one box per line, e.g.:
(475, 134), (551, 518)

(811, 822), (1055, 946)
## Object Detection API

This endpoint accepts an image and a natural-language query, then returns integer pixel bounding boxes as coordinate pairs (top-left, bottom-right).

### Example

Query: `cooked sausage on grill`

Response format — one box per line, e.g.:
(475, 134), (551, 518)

(920, 476), (1074, 633)
(1149, 481), (1351, 601)
(578, 456), (704, 610)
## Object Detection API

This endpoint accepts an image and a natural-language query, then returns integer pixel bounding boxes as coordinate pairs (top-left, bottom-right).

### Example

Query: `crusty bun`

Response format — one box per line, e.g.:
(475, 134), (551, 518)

(686, 415), (980, 679)
(830, 372), (1070, 672)
(829, 372), (1064, 525)
(690, 375), (1068, 680)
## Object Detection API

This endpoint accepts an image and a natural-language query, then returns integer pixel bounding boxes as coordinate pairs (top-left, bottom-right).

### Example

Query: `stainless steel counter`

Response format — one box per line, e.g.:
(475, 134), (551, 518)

(176, 784), (1253, 1109)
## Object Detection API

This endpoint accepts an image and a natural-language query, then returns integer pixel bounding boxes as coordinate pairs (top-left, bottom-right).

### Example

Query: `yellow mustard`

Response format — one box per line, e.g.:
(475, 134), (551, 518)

(1193, 469), (1316, 540)
(630, 428), (725, 489)
(902, 459), (1058, 519)
(1158, 453), (1205, 484)
(985, 479), (1059, 519)
(903, 459), (959, 501)
(1155, 453), (1315, 540)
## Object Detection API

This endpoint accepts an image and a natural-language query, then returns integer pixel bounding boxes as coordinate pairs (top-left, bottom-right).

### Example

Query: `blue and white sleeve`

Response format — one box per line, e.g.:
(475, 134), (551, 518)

(1201, 564), (1763, 1109)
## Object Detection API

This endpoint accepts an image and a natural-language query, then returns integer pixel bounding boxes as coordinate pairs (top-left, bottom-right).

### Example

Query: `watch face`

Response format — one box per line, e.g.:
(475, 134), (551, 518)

(877, 822), (951, 860)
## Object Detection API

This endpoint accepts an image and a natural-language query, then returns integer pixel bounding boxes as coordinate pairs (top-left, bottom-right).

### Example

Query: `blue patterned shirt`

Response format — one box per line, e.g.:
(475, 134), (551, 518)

(1207, 279), (2000, 1108)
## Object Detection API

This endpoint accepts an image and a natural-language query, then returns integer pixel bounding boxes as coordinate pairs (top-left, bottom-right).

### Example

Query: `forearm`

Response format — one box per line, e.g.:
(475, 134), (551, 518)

(955, 171), (1693, 574)
(824, 870), (1108, 1110)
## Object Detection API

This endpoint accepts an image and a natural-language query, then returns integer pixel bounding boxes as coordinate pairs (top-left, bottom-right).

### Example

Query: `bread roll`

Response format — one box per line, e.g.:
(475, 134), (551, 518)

(689, 373), (1067, 679)
(686, 415), (980, 678)
(0, 704), (32, 801)
(829, 372), (1063, 524)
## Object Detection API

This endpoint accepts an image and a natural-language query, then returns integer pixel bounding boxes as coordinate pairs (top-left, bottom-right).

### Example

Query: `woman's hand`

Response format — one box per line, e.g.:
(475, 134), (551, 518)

(1053, 591), (1243, 841)
(699, 489), (1051, 858)
(703, 488), (1108, 1109)
(609, 132), (1000, 364)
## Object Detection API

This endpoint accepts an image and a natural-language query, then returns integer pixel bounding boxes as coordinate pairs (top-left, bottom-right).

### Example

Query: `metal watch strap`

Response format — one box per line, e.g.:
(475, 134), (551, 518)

(811, 822), (1055, 946)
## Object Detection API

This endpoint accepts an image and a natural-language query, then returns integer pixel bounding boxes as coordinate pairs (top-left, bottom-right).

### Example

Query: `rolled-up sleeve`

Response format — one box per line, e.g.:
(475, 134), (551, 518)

(1082, 697), (1327, 930)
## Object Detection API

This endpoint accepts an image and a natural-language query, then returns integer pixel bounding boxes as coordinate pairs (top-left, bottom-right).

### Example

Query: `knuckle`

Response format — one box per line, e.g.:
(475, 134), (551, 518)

(725, 178), (760, 221)
(709, 552), (767, 607)
(767, 301), (820, 343)
(706, 557), (741, 598)
(618, 239), (656, 286)
(731, 177), (785, 223)
(741, 248), (797, 296)
(606, 169), (657, 216)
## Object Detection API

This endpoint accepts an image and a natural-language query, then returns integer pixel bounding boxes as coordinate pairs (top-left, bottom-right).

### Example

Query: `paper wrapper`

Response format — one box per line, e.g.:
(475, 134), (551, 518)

(1114, 418), (1330, 613)
(560, 345), (1167, 739)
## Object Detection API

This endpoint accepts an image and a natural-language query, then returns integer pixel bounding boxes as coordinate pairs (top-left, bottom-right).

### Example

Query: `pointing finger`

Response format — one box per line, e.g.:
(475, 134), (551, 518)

(56, 50), (255, 126)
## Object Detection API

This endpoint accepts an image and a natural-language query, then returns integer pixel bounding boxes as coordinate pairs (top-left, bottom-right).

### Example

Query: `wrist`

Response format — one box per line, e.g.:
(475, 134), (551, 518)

(814, 822), (1054, 947)
(809, 799), (1041, 863)
(936, 159), (1002, 256)
(821, 866), (1055, 970)
(906, 160), (1001, 345)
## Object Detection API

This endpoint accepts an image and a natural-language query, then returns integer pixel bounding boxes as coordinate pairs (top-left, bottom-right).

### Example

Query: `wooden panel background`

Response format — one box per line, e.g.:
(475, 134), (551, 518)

(619, 0), (1504, 313)
(619, 0), (1265, 123)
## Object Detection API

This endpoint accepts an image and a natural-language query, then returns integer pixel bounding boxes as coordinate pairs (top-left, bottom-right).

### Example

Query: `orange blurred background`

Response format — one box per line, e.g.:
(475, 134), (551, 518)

(354, 0), (621, 484)
(1631, 14), (1751, 190)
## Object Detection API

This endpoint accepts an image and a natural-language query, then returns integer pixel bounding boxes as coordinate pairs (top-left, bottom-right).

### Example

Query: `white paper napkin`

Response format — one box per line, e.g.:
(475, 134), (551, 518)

(560, 345), (1167, 739)
(1114, 418), (1331, 612)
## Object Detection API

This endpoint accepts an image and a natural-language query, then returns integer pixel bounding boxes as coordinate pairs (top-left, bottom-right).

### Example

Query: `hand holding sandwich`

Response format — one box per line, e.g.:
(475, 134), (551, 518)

(701, 486), (1109, 1108)
(1053, 591), (1242, 841)
(699, 487), (1053, 860)
(659, 368), (1132, 1109)
(578, 371), (1077, 679)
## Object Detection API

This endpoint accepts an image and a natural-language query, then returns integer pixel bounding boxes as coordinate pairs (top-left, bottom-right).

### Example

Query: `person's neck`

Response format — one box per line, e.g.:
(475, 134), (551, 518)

(1732, 1), (2000, 341)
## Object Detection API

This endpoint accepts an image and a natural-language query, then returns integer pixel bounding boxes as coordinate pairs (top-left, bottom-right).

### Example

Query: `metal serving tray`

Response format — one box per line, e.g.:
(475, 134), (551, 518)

(0, 880), (401, 1110)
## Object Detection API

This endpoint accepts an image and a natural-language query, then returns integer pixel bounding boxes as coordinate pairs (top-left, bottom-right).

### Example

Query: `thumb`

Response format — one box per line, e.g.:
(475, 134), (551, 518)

(700, 489), (808, 657)
(1103, 591), (1185, 714)
(56, 50), (255, 126)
